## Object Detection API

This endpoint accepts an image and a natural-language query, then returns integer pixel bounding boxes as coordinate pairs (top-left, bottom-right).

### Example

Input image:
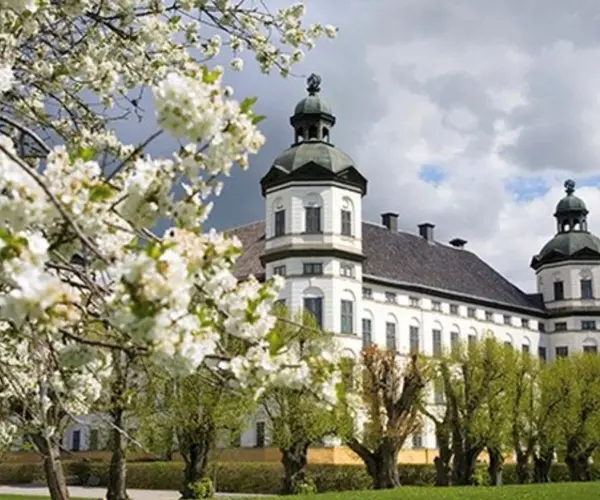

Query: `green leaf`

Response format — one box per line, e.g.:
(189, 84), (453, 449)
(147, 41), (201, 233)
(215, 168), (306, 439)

(240, 96), (258, 114)
(79, 147), (97, 162)
(252, 114), (267, 125)
(201, 66), (220, 84)
(89, 184), (115, 203)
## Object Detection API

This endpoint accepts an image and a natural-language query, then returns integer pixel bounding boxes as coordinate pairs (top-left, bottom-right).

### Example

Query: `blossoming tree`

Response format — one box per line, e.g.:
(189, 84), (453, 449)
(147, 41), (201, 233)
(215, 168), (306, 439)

(0, 1), (337, 499)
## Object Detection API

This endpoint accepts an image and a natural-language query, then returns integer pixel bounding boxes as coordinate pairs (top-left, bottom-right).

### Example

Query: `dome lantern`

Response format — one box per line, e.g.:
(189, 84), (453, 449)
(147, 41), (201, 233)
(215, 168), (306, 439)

(290, 73), (336, 144)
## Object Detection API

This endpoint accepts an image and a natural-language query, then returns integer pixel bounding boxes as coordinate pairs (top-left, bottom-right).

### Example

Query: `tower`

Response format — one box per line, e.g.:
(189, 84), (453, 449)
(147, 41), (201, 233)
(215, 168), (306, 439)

(531, 179), (600, 357)
(259, 74), (367, 335)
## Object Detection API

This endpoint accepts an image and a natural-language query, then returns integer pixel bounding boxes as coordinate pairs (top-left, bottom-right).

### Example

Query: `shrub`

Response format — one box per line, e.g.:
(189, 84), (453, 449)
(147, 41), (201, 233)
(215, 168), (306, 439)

(183, 478), (214, 499)
(3, 459), (600, 493)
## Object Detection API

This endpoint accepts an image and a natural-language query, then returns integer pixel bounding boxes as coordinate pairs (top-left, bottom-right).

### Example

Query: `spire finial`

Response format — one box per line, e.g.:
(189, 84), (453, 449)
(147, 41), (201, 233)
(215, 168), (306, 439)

(565, 179), (576, 195)
(306, 73), (321, 95)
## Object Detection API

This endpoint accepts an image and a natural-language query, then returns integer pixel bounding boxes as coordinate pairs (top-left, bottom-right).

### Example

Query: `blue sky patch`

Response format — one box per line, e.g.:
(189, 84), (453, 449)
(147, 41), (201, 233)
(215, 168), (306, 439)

(505, 176), (550, 203)
(419, 164), (446, 186)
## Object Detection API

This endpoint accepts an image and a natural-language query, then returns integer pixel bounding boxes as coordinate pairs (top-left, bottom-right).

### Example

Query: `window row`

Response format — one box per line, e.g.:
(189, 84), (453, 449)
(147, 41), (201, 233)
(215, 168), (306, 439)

(554, 345), (598, 358)
(552, 278), (594, 301)
(273, 208), (354, 237)
(272, 262), (356, 278)
(554, 320), (597, 332)
(361, 288), (536, 330)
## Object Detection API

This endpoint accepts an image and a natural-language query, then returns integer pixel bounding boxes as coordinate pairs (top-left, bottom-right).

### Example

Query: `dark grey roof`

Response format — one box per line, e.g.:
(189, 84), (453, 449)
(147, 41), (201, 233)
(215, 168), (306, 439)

(227, 221), (545, 314)
(531, 231), (600, 269)
(294, 95), (333, 116)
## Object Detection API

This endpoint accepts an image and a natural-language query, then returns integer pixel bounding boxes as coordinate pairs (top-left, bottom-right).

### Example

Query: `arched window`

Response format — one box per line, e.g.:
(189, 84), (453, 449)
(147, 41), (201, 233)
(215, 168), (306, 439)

(303, 193), (323, 234)
(322, 127), (330, 142)
(295, 127), (305, 143)
(385, 314), (398, 351)
(583, 338), (598, 355)
(308, 125), (318, 139)
(272, 197), (285, 237)
(362, 309), (374, 348)
(303, 286), (324, 329)
(450, 324), (460, 353)
(504, 333), (514, 348)
(432, 320), (443, 357)
(522, 336), (531, 355)
(341, 197), (353, 237)
(409, 318), (420, 354)
(340, 290), (355, 335)
(468, 327), (477, 347)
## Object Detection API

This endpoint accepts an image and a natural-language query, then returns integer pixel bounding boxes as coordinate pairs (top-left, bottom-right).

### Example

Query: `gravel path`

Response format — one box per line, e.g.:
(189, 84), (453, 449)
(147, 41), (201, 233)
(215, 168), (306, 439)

(0, 485), (271, 499)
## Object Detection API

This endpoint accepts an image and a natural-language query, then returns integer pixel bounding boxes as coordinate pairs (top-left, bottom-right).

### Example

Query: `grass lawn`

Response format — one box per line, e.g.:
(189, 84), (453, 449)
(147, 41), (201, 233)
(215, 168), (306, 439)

(256, 482), (600, 500)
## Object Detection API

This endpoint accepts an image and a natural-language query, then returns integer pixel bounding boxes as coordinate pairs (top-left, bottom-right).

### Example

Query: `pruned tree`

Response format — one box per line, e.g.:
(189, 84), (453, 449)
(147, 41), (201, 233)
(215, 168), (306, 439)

(341, 347), (427, 489)
(260, 306), (343, 495)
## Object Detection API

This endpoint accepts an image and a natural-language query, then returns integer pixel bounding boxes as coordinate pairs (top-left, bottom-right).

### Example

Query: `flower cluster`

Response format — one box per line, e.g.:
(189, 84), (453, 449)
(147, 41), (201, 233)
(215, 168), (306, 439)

(0, 0), (338, 445)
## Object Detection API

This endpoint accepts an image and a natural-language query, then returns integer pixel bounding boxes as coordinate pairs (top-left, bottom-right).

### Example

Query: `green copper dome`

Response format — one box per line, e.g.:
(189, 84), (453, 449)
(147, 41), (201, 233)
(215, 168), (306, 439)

(273, 141), (355, 173)
(555, 179), (588, 215)
(294, 94), (333, 116)
(531, 179), (600, 269)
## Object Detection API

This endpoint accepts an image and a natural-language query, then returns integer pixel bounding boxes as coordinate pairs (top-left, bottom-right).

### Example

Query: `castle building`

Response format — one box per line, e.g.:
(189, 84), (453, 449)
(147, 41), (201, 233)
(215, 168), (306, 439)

(54, 75), (600, 457)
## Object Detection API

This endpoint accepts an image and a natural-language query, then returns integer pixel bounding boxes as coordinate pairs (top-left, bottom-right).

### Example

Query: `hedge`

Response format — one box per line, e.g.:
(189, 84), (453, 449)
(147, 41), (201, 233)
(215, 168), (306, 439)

(0, 460), (598, 494)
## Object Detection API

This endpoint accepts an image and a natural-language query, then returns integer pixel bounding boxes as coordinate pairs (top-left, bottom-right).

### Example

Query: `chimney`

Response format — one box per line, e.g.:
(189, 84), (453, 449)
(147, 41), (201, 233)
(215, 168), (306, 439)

(418, 222), (435, 241)
(381, 212), (398, 232)
(449, 238), (467, 249)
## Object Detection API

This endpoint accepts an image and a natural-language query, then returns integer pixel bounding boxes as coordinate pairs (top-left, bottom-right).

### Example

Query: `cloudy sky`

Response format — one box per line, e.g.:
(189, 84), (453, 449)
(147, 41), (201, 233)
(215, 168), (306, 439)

(137, 0), (600, 293)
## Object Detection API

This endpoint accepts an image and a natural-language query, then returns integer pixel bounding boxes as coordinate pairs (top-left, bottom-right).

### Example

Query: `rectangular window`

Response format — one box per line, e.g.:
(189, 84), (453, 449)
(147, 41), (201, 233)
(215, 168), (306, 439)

(409, 296), (420, 307)
(432, 301), (442, 312)
(539, 323), (546, 333)
(89, 429), (99, 452)
(273, 265), (286, 276)
(521, 318), (529, 328)
(412, 434), (423, 449)
(303, 262), (323, 276)
(362, 318), (372, 348)
(451, 331), (459, 352)
(468, 334), (477, 347)
(255, 422), (266, 448)
(467, 307), (476, 318)
(555, 346), (569, 358)
(341, 209), (352, 236)
(450, 304), (459, 315)
(362, 287), (373, 299)
(386, 322), (397, 351)
(340, 263), (354, 278)
(522, 344), (530, 354)
(581, 278), (594, 299)
(584, 345), (598, 354)
(432, 329), (442, 357)
(305, 206), (321, 233)
(303, 297), (323, 328)
(582, 320), (597, 331)
(434, 379), (445, 405)
(72, 430), (81, 452)
(409, 325), (420, 354)
(385, 292), (397, 303)
(485, 311), (494, 322)
(553, 281), (564, 300)
(538, 346), (547, 363)
(274, 209), (285, 237)
(555, 321), (567, 332)
(340, 300), (353, 334)
(503, 315), (511, 325)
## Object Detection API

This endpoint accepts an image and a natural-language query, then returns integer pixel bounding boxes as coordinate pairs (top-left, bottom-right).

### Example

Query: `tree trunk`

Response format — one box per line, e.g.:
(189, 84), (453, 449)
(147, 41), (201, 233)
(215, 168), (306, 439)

(434, 428), (452, 486)
(180, 426), (215, 499)
(107, 409), (128, 500)
(533, 447), (554, 483)
(30, 433), (70, 500)
(348, 438), (400, 489)
(452, 442), (481, 486)
(515, 450), (531, 484)
(281, 441), (310, 494)
(487, 446), (504, 486)
(107, 353), (129, 500)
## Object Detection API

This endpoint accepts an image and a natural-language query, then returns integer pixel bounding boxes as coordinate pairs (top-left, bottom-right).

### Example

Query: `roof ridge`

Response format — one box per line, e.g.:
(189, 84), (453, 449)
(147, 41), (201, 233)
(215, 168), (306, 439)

(224, 219), (265, 232)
